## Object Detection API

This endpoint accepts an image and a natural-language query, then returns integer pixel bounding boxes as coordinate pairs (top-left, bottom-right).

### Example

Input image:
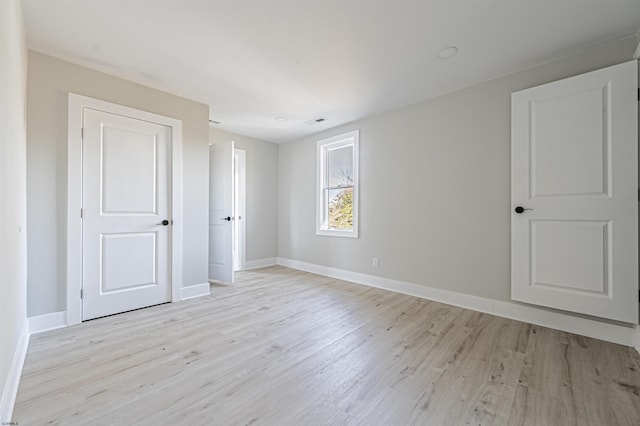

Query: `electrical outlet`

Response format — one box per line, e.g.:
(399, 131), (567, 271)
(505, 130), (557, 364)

(372, 257), (379, 268)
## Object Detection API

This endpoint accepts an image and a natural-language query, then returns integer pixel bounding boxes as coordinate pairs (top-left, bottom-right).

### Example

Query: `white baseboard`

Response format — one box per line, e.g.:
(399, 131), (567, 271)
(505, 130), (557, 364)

(277, 257), (636, 347)
(29, 311), (67, 334)
(243, 257), (278, 270)
(181, 283), (211, 300)
(0, 320), (29, 423)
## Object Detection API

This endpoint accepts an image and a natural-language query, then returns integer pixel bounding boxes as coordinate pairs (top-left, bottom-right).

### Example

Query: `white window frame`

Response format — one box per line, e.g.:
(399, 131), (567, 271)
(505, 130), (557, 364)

(316, 130), (359, 238)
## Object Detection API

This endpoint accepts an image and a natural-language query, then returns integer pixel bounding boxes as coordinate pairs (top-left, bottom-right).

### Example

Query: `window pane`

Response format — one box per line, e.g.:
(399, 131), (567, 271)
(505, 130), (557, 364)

(327, 187), (353, 230)
(327, 145), (353, 187)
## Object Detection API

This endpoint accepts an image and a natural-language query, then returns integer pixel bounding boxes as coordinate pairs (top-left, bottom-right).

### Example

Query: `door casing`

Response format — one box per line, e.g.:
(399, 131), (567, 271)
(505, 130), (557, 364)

(233, 148), (246, 271)
(67, 93), (183, 326)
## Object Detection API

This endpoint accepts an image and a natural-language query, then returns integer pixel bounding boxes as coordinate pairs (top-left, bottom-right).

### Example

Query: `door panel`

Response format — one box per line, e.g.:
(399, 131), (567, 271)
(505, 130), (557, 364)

(82, 108), (171, 320)
(531, 86), (608, 197)
(209, 140), (234, 283)
(511, 60), (638, 323)
(101, 233), (157, 292)
(102, 126), (158, 214)
(531, 220), (609, 294)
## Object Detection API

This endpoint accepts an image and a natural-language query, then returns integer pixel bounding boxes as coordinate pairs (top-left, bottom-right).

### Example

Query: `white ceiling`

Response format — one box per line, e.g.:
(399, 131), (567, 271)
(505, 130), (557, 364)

(21, 0), (640, 143)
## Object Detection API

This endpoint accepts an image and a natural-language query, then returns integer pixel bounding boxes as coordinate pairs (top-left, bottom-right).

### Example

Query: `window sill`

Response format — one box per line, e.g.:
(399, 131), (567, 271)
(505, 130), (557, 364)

(316, 228), (359, 238)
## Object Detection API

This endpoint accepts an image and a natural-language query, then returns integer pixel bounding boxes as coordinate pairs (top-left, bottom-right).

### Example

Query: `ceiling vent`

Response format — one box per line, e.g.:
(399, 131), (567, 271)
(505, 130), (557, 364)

(305, 117), (327, 125)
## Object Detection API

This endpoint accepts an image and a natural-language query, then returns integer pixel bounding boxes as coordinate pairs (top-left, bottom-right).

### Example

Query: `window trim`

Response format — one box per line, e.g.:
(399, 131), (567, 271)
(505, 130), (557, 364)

(316, 130), (359, 238)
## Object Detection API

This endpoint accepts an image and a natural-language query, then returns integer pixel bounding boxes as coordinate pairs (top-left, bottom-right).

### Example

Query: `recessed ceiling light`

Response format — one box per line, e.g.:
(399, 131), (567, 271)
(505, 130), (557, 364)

(437, 46), (459, 59)
(275, 117), (287, 122)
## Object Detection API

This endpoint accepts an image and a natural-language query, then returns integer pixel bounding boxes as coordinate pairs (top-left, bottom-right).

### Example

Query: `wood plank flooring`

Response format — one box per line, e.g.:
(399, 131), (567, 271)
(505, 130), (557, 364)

(13, 266), (640, 425)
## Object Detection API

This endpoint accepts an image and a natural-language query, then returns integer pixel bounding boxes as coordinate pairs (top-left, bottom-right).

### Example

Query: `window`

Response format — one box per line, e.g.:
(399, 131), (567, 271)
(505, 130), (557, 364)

(316, 130), (359, 237)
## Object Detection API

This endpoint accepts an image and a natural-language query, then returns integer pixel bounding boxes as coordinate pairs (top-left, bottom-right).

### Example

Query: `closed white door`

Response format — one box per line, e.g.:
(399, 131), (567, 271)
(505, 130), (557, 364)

(511, 60), (638, 323)
(82, 108), (171, 320)
(209, 140), (234, 283)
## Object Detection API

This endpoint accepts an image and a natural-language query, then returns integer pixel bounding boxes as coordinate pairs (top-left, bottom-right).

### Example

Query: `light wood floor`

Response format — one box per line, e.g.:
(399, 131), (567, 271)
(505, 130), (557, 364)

(13, 266), (640, 425)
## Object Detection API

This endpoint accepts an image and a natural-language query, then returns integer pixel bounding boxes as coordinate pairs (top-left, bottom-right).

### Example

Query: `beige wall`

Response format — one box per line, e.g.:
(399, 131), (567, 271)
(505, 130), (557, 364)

(26, 51), (210, 317)
(0, 0), (28, 418)
(209, 128), (278, 262)
(278, 36), (638, 303)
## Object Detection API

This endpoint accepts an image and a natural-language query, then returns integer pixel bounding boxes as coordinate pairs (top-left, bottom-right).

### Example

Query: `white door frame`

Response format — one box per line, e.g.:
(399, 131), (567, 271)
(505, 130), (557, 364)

(66, 93), (183, 326)
(234, 148), (246, 271)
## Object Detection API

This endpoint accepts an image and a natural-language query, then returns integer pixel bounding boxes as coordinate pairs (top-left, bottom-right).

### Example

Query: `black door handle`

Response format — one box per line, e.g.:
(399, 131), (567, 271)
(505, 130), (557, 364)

(220, 216), (232, 222)
(160, 220), (170, 226)
(514, 206), (533, 214)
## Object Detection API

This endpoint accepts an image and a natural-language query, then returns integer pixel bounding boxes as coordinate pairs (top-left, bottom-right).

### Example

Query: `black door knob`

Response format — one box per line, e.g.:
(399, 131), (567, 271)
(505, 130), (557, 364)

(220, 216), (231, 222)
(514, 206), (532, 214)
(161, 220), (169, 226)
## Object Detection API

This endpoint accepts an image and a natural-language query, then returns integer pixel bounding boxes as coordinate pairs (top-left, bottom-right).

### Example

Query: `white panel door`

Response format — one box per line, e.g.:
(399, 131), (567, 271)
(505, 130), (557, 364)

(209, 141), (234, 283)
(511, 60), (638, 323)
(82, 108), (171, 320)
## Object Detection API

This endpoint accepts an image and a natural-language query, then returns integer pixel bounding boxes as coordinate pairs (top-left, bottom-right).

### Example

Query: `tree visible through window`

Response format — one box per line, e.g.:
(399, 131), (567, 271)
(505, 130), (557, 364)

(317, 130), (359, 237)
(327, 157), (353, 229)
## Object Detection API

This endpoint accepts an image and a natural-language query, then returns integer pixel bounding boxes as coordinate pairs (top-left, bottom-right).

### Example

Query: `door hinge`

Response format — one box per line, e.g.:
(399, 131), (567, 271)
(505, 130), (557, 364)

(80, 289), (83, 299)
(81, 127), (85, 140)
(80, 208), (83, 219)
(637, 88), (639, 101)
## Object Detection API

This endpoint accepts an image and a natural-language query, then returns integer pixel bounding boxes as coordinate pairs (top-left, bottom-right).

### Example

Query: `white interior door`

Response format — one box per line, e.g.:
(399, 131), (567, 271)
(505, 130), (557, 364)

(82, 108), (171, 320)
(511, 60), (638, 323)
(209, 140), (234, 283)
